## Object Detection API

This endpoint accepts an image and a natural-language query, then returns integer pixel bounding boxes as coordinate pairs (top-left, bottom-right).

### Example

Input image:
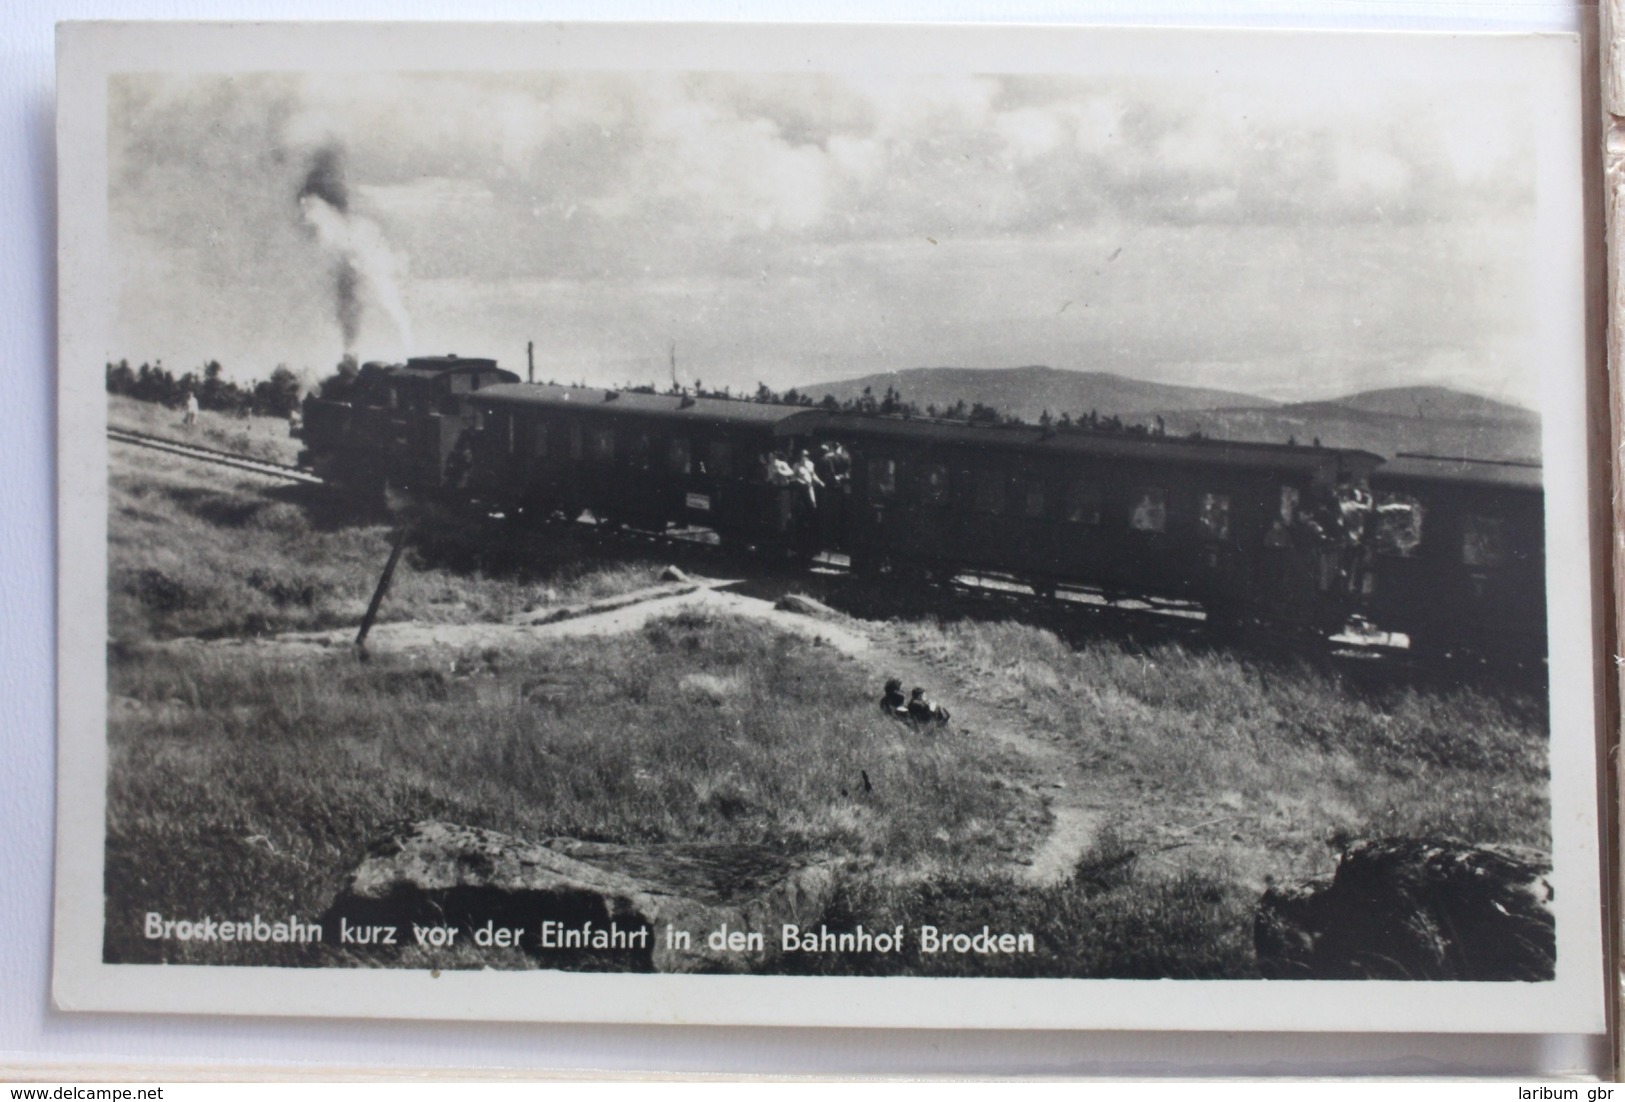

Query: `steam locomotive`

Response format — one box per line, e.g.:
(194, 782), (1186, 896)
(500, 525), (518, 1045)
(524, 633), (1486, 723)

(299, 355), (1547, 658)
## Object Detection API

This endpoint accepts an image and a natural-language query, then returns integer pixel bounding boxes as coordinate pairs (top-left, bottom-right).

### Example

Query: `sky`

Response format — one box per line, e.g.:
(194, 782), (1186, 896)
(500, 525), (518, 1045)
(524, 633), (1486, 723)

(107, 62), (1545, 406)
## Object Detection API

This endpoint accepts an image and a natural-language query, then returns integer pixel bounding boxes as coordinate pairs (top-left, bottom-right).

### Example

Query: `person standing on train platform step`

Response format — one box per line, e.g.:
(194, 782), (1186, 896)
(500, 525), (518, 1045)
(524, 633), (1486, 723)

(182, 389), (199, 427)
(826, 441), (852, 490)
(1336, 478), (1374, 544)
(767, 450), (795, 533)
(792, 448), (824, 509)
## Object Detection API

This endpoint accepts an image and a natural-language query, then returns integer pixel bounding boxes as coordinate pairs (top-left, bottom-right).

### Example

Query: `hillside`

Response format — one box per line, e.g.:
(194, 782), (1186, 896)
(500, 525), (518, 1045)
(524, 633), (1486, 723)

(796, 367), (1540, 461)
(795, 366), (1272, 425)
(1330, 386), (1535, 421)
(1154, 389), (1541, 462)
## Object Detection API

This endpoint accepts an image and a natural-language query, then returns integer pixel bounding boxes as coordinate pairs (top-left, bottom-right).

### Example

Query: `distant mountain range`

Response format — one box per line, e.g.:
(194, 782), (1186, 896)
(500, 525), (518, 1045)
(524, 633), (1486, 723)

(1153, 386), (1540, 462)
(798, 366), (1274, 424)
(794, 369), (1541, 462)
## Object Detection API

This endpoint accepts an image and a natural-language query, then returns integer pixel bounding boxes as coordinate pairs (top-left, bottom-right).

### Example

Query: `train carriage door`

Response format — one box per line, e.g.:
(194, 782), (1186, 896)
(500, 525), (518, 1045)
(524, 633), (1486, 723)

(669, 437), (707, 521)
(523, 417), (550, 503)
(850, 453), (898, 574)
(1192, 488), (1238, 604)
(1057, 478), (1104, 582)
(1012, 468), (1050, 580)
(624, 430), (660, 526)
(912, 461), (951, 558)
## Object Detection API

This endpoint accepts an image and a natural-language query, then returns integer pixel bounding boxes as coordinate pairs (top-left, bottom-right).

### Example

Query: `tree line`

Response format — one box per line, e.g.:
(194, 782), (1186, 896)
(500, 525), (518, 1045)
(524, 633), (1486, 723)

(108, 354), (1169, 438)
(105, 359), (303, 418)
(629, 378), (1166, 435)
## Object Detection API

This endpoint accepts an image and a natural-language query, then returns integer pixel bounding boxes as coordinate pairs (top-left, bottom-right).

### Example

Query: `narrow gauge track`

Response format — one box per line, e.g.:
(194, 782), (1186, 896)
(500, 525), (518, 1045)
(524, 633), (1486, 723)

(104, 429), (1463, 670)
(107, 427), (325, 485)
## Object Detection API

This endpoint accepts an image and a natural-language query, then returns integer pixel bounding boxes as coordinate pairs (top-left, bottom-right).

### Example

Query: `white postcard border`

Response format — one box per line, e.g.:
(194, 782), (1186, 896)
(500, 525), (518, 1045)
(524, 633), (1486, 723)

(52, 19), (1609, 1035)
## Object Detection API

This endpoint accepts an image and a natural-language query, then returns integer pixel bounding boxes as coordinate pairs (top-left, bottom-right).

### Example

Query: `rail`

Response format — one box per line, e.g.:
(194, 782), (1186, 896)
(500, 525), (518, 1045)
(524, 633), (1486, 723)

(107, 427), (326, 485)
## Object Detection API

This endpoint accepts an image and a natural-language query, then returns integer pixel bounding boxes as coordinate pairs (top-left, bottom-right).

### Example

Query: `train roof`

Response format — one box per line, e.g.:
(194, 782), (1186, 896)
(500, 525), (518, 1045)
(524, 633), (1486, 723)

(1374, 453), (1544, 491)
(473, 383), (831, 430)
(378, 355), (512, 381)
(816, 414), (1384, 475)
(471, 385), (1385, 472)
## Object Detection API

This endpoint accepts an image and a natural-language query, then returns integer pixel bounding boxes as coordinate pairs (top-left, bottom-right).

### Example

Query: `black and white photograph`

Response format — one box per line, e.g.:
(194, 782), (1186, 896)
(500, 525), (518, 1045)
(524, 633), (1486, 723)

(53, 21), (1606, 1032)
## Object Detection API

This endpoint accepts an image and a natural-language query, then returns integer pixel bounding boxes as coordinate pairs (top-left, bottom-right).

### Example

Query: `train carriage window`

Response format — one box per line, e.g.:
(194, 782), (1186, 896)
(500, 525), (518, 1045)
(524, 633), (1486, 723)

(1130, 487), (1167, 532)
(504, 413), (515, 455)
(449, 374), (472, 394)
(532, 422), (549, 459)
(473, 407), (486, 432)
(568, 422), (583, 461)
(918, 463), (950, 505)
(972, 471), (1006, 515)
(630, 433), (652, 470)
(1199, 493), (1231, 540)
(867, 458), (897, 498)
(387, 386), (399, 410)
(706, 440), (733, 478)
(668, 437), (692, 475)
(1373, 494), (1424, 557)
(592, 428), (616, 463)
(1461, 514), (1506, 568)
(1064, 481), (1102, 525)
(1022, 482), (1046, 518)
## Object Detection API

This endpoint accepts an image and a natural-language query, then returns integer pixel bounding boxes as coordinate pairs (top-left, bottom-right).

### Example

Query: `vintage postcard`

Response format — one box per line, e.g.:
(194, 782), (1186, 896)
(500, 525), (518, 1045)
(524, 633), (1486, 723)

(54, 20), (1608, 1033)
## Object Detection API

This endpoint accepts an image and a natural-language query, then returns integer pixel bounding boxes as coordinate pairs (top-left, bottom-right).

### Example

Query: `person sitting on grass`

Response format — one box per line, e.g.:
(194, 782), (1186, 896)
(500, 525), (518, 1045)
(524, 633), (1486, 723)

(907, 686), (951, 728)
(879, 678), (908, 720)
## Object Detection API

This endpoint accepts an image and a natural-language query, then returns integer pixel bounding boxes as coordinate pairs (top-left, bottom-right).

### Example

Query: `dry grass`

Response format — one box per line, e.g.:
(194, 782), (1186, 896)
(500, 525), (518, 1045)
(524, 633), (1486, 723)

(108, 448), (664, 640)
(104, 612), (1035, 965)
(772, 831), (1256, 979)
(108, 393), (303, 465)
(896, 617), (1548, 861)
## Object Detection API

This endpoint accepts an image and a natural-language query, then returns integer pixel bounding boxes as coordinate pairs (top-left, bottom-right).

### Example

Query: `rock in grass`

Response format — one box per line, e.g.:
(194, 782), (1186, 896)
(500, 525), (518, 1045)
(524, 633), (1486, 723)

(678, 672), (742, 704)
(659, 565), (690, 583)
(1254, 838), (1554, 981)
(774, 592), (836, 618)
(323, 820), (837, 973)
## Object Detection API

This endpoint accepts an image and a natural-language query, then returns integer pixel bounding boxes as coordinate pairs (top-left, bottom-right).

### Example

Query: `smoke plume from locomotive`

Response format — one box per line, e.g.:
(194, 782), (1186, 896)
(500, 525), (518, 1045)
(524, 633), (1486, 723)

(297, 146), (414, 356)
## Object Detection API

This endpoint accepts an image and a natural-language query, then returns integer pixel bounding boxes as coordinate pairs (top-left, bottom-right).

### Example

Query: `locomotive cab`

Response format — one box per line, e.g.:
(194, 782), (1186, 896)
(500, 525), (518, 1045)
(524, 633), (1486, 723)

(300, 355), (518, 498)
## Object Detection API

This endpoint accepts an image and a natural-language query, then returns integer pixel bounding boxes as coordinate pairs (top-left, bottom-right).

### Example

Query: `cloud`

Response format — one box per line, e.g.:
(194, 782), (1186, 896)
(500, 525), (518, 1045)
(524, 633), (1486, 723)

(106, 67), (1541, 405)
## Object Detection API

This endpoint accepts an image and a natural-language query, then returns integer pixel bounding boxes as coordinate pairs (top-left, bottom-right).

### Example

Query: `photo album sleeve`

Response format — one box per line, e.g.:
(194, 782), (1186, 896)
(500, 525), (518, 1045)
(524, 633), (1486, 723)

(51, 19), (1612, 1034)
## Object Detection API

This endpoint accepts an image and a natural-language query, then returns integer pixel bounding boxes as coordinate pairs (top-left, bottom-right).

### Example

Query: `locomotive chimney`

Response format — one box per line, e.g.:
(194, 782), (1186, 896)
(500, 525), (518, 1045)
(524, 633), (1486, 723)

(527, 340), (535, 384)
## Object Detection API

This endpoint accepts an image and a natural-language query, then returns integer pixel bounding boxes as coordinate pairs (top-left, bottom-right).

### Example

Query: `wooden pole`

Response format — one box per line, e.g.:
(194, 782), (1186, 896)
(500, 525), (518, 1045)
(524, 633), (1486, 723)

(356, 525), (409, 655)
(527, 340), (535, 384)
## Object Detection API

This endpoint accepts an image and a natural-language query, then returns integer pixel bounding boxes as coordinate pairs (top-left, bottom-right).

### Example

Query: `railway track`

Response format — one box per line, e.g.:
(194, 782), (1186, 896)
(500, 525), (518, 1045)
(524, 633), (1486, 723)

(107, 427), (326, 485)
(531, 510), (1420, 660)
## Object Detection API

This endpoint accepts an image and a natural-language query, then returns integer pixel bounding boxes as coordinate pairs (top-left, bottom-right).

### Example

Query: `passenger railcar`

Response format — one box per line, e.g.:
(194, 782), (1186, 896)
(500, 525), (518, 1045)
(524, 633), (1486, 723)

(816, 418), (1382, 632)
(462, 384), (830, 548)
(1365, 454), (1545, 657)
